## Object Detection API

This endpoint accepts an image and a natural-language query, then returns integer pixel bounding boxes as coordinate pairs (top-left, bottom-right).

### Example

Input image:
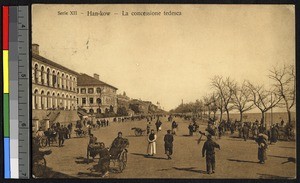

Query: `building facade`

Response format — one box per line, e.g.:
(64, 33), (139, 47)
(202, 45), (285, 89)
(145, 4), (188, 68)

(77, 73), (118, 114)
(32, 44), (79, 111)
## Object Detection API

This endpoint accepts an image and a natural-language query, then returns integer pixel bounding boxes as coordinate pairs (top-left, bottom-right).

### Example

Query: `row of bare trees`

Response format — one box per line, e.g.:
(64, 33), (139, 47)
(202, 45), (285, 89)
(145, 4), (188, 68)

(171, 65), (295, 126)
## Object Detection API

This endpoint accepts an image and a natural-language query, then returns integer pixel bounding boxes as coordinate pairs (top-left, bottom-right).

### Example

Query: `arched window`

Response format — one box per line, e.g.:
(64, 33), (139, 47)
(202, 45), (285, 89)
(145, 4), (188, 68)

(66, 75), (69, 90)
(52, 70), (57, 87)
(70, 76), (72, 90)
(46, 68), (50, 86)
(96, 98), (102, 104)
(41, 66), (45, 85)
(34, 89), (38, 109)
(57, 72), (60, 88)
(89, 109), (94, 114)
(97, 108), (101, 114)
(62, 73), (65, 89)
(57, 93), (60, 108)
(47, 92), (50, 109)
(41, 90), (45, 109)
(34, 64), (38, 83)
(52, 92), (56, 108)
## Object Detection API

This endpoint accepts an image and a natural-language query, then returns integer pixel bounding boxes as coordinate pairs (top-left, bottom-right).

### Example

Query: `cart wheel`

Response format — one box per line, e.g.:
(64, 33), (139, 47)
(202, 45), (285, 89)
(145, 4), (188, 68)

(134, 130), (139, 136)
(87, 148), (90, 164)
(118, 150), (127, 172)
(33, 157), (46, 177)
(40, 137), (47, 148)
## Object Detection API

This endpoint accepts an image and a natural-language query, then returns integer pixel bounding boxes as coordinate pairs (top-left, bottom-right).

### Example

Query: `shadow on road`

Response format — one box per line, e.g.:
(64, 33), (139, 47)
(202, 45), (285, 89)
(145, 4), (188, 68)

(40, 167), (77, 178)
(257, 173), (294, 179)
(77, 171), (102, 178)
(173, 167), (206, 174)
(268, 155), (296, 164)
(278, 146), (295, 149)
(227, 158), (258, 164)
(131, 153), (168, 160)
(75, 156), (95, 164)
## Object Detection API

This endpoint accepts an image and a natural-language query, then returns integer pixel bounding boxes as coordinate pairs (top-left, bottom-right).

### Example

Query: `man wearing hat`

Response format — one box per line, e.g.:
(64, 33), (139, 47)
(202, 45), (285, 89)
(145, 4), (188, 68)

(164, 130), (174, 159)
(202, 134), (221, 174)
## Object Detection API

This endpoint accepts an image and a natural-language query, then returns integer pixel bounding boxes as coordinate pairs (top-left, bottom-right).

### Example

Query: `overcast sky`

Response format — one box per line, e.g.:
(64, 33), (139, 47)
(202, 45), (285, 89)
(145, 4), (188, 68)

(32, 4), (295, 111)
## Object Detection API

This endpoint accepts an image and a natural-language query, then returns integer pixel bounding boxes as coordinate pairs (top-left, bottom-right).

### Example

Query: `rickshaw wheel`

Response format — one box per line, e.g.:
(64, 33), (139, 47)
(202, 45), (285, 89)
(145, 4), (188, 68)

(134, 130), (140, 136)
(40, 137), (47, 147)
(118, 150), (127, 172)
(33, 157), (46, 177)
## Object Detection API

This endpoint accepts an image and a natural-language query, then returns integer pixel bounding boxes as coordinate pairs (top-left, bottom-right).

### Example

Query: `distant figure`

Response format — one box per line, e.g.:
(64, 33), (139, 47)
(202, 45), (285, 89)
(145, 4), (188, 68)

(270, 124), (279, 144)
(97, 142), (110, 177)
(164, 130), (174, 159)
(58, 126), (65, 147)
(155, 120), (162, 132)
(280, 119), (285, 127)
(171, 121), (178, 135)
(88, 134), (97, 148)
(242, 123), (249, 141)
(255, 134), (268, 164)
(35, 127), (44, 138)
(146, 122), (151, 135)
(67, 123), (73, 138)
(202, 134), (221, 174)
(188, 123), (194, 136)
(147, 130), (157, 156)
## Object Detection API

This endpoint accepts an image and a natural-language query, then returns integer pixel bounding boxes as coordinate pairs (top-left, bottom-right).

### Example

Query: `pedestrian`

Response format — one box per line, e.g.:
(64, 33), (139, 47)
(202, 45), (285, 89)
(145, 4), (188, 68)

(255, 133), (268, 164)
(202, 134), (221, 174)
(146, 122), (151, 135)
(106, 119), (109, 126)
(270, 124), (279, 144)
(155, 120), (162, 132)
(171, 121), (178, 135)
(147, 129), (157, 156)
(67, 123), (72, 139)
(164, 130), (174, 159)
(97, 142), (110, 177)
(58, 126), (65, 147)
(188, 123), (194, 136)
(242, 123), (249, 141)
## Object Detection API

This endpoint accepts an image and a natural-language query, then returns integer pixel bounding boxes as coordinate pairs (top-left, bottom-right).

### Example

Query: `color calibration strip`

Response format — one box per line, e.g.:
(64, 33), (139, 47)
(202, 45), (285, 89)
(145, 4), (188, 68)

(3, 5), (11, 179)
(9, 6), (20, 179)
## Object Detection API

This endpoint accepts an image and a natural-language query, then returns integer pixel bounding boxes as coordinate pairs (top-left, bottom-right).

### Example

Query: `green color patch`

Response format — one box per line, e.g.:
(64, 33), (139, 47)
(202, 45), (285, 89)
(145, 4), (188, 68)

(3, 94), (9, 137)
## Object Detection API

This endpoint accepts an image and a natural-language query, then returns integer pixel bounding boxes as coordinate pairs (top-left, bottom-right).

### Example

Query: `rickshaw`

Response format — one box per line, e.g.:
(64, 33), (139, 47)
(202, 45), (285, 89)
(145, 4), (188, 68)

(32, 149), (52, 177)
(86, 138), (129, 172)
(131, 127), (146, 136)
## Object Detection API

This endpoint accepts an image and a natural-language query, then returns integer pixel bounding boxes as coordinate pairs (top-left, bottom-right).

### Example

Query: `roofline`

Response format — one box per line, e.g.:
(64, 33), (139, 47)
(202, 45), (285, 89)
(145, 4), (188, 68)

(32, 53), (80, 76)
(77, 73), (118, 90)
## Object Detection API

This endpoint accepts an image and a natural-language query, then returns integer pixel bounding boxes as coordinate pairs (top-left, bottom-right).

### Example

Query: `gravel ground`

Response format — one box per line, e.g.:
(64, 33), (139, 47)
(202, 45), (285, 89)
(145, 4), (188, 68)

(40, 116), (296, 179)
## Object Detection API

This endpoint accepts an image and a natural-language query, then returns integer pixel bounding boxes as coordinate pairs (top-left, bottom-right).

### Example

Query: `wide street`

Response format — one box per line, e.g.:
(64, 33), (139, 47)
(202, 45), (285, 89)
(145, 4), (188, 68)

(42, 117), (296, 179)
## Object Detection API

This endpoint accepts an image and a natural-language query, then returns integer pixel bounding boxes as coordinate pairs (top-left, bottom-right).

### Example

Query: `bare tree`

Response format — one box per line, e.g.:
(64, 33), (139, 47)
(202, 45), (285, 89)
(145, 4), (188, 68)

(247, 82), (281, 125)
(231, 81), (255, 122)
(269, 65), (296, 125)
(211, 76), (235, 122)
(203, 95), (212, 119)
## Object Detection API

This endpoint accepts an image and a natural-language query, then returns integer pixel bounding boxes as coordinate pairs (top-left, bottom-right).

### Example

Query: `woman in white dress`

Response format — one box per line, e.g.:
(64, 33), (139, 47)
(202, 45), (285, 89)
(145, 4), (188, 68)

(147, 129), (157, 156)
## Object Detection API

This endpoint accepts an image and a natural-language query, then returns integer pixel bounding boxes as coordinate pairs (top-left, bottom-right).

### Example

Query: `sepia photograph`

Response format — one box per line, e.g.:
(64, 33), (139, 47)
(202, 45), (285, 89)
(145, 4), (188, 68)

(31, 4), (296, 179)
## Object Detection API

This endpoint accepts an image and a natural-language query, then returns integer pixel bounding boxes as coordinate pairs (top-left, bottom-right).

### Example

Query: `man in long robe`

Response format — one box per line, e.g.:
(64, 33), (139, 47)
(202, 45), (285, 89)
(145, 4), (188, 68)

(147, 130), (157, 156)
(164, 130), (174, 159)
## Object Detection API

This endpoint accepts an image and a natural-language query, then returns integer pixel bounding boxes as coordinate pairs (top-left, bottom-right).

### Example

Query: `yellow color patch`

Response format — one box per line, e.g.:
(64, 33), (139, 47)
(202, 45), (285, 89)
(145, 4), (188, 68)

(3, 50), (9, 93)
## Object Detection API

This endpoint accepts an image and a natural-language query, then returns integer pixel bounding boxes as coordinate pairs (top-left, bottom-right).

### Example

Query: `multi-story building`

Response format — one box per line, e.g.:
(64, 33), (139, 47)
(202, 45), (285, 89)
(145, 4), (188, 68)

(77, 73), (118, 114)
(32, 44), (80, 130)
(32, 44), (79, 111)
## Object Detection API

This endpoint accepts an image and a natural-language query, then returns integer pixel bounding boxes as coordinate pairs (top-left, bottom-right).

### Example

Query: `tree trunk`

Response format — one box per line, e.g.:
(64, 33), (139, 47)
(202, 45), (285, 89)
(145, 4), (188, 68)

(225, 108), (230, 122)
(260, 111), (265, 125)
(219, 109), (223, 123)
(239, 111), (243, 123)
(287, 109), (291, 126)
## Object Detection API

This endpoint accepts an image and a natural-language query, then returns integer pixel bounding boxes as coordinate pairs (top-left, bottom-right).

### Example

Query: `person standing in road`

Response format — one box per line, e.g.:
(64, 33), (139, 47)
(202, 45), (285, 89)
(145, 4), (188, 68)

(58, 125), (65, 147)
(202, 134), (221, 174)
(164, 130), (174, 159)
(188, 123), (194, 136)
(147, 129), (157, 156)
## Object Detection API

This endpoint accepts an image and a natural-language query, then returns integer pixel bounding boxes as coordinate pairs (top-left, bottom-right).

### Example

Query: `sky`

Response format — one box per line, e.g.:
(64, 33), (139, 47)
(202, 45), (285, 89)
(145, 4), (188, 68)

(32, 4), (295, 111)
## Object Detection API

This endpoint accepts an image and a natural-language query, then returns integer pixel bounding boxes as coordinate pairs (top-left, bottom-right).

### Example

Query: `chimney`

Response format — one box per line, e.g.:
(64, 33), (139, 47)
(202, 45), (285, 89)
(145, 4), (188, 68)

(93, 73), (99, 80)
(32, 44), (39, 55)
